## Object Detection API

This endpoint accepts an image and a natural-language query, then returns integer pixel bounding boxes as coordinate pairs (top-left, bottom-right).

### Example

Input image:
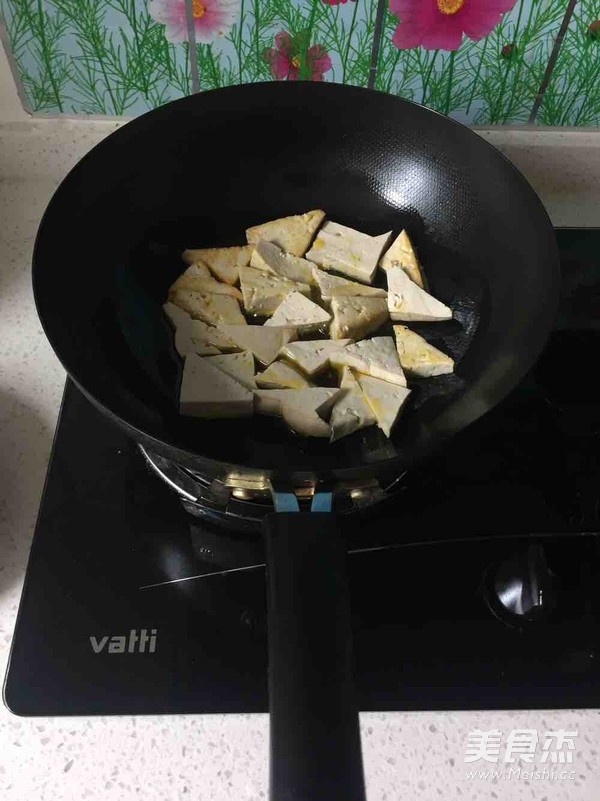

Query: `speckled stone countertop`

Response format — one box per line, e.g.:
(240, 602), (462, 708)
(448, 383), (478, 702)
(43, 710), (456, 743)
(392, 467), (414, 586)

(1, 120), (599, 801)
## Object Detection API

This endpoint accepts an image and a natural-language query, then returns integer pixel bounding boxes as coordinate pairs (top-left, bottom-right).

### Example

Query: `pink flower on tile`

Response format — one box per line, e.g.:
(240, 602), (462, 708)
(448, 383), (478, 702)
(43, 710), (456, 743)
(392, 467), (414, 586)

(149, 0), (239, 44)
(265, 32), (332, 81)
(390, 0), (518, 51)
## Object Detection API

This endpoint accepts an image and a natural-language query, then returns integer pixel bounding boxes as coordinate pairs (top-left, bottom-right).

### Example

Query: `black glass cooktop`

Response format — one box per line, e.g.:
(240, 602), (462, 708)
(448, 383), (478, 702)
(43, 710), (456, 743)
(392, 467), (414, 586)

(5, 229), (600, 717)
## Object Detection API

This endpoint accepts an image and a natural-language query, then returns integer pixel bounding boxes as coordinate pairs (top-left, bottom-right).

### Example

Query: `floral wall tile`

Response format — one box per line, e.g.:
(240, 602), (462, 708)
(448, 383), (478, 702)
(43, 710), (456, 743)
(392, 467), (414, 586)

(374, 0), (568, 125)
(537, 0), (600, 126)
(0, 0), (191, 114)
(185, 0), (379, 91)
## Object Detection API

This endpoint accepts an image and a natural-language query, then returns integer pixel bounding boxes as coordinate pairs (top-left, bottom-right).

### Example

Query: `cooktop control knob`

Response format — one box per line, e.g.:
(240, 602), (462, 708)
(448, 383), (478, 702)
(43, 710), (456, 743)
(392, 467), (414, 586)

(488, 544), (556, 623)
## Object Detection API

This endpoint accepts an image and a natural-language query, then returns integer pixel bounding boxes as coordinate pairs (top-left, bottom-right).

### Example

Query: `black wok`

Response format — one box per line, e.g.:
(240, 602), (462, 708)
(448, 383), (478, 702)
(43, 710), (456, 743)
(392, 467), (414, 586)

(33, 82), (559, 801)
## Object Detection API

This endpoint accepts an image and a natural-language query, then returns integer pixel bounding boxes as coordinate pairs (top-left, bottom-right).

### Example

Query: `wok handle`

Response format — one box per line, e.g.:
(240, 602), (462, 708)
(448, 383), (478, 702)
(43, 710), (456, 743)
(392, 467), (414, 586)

(264, 511), (366, 801)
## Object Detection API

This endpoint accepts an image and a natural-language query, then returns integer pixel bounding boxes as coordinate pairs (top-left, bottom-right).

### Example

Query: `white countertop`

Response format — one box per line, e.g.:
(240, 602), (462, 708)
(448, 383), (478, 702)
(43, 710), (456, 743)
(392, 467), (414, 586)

(1, 119), (599, 800)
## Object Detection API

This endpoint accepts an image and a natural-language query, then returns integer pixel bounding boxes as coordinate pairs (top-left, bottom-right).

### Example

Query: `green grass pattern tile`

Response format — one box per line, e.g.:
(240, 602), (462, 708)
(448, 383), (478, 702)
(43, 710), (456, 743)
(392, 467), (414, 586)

(375, 0), (567, 125)
(537, 0), (600, 125)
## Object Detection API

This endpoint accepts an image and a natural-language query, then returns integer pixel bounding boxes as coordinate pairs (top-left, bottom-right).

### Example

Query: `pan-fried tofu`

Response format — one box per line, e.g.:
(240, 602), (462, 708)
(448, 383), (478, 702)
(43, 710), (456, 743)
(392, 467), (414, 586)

(379, 230), (425, 288)
(205, 351), (256, 390)
(279, 339), (352, 377)
(170, 288), (247, 326)
(393, 325), (454, 377)
(180, 354), (253, 418)
(239, 266), (310, 317)
(329, 337), (407, 387)
(217, 324), (297, 366)
(265, 292), (331, 333)
(330, 296), (388, 340)
(251, 241), (315, 285)
(256, 360), (311, 390)
(164, 300), (190, 330)
(182, 245), (252, 285)
(254, 387), (342, 437)
(330, 368), (376, 442)
(163, 302), (198, 357)
(170, 262), (211, 293)
(246, 209), (325, 257)
(306, 222), (391, 284)
(190, 319), (240, 353)
(387, 266), (452, 322)
(170, 265), (243, 300)
(312, 268), (387, 301)
(356, 374), (411, 438)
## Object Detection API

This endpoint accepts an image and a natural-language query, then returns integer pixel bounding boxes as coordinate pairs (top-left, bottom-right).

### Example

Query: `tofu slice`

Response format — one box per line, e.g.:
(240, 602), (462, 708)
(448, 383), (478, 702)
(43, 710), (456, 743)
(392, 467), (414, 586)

(190, 319), (240, 353)
(265, 292), (331, 333)
(180, 353), (253, 418)
(330, 296), (388, 340)
(329, 337), (407, 387)
(182, 245), (252, 285)
(246, 209), (326, 257)
(330, 368), (376, 442)
(254, 389), (290, 416)
(253, 387), (342, 437)
(170, 262), (211, 293)
(239, 266), (310, 317)
(356, 374), (411, 438)
(394, 325), (454, 377)
(164, 300), (190, 330)
(163, 302), (197, 357)
(312, 268), (387, 300)
(387, 266), (452, 322)
(279, 339), (352, 377)
(170, 289), (247, 326)
(170, 265), (243, 300)
(281, 388), (343, 438)
(251, 241), (315, 285)
(306, 221), (392, 284)
(256, 361), (312, 390)
(379, 230), (425, 288)
(205, 351), (256, 390)
(217, 324), (297, 366)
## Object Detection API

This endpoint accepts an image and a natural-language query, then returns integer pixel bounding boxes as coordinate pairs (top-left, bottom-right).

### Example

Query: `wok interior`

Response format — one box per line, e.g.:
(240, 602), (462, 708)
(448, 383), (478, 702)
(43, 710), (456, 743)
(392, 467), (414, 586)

(33, 83), (558, 477)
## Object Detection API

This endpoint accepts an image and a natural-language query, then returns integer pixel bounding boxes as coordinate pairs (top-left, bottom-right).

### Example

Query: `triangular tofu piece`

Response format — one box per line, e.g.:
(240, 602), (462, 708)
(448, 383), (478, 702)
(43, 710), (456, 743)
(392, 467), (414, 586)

(329, 337), (407, 387)
(265, 292), (331, 333)
(306, 221), (391, 284)
(240, 266), (310, 317)
(394, 325), (454, 377)
(356, 374), (411, 438)
(190, 319), (240, 353)
(256, 360), (312, 389)
(182, 246), (252, 285)
(170, 288), (247, 326)
(180, 354), (253, 418)
(251, 241), (315, 285)
(330, 368), (376, 442)
(330, 296), (388, 340)
(312, 268), (387, 300)
(281, 388), (342, 438)
(254, 389), (290, 416)
(205, 351), (256, 390)
(163, 303), (220, 357)
(279, 339), (352, 377)
(170, 262), (211, 293)
(253, 388), (341, 437)
(379, 230), (425, 288)
(218, 324), (296, 366)
(246, 209), (325, 257)
(163, 302), (198, 357)
(387, 266), (452, 322)
(170, 265), (242, 300)
(164, 300), (190, 330)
